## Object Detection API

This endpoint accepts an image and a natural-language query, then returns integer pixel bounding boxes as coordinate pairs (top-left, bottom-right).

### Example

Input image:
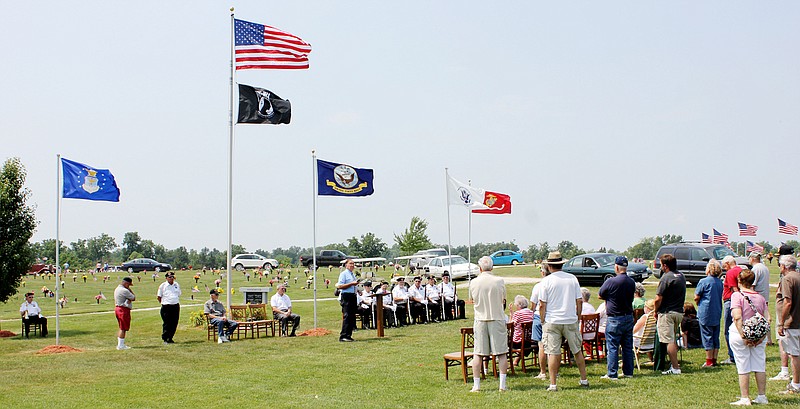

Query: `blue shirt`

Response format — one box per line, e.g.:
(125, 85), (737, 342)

(337, 269), (357, 294)
(597, 273), (635, 316)
(694, 275), (723, 326)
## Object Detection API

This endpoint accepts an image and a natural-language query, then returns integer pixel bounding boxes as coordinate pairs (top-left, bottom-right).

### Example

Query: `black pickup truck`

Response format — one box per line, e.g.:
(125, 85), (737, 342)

(299, 250), (355, 267)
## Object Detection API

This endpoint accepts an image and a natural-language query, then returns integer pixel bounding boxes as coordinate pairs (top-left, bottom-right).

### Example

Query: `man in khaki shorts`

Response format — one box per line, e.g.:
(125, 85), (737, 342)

(469, 256), (508, 392)
(777, 254), (800, 395)
(539, 251), (589, 391)
(654, 254), (686, 375)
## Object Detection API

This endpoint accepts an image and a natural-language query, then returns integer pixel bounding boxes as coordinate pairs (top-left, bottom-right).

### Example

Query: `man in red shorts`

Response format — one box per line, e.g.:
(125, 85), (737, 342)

(114, 277), (136, 350)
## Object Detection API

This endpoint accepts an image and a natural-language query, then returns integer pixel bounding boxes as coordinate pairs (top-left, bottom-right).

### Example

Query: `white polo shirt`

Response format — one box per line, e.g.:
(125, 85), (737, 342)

(539, 271), (581, 324)
(20, 300), (42, 317)
(157, 281), (182, 305)
(271, 293), (292, 311)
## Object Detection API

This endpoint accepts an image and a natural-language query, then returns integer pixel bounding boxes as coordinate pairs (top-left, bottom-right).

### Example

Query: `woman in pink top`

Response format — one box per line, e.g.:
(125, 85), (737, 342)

(509, 295), (534, 368)
(729, 269), (769, 406)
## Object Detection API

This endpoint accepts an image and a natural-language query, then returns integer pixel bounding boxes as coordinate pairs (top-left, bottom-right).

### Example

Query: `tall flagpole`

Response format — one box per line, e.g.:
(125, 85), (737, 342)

(55, 154), (62, 345)
(226, 8), (236, 311)
(312, 150), (318, 328)
(445, 168), (452, 259)
(468, 179), (472, 267)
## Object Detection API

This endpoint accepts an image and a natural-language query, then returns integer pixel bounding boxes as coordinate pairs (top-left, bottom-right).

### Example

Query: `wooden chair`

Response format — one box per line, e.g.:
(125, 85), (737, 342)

(580, 313), (602, 360)
(444, 327), (480, 383)
(509, 321), (537, 373)
(204, 313), (217, 341)
(248, 304), (275, 338)
(229, 305), (253, 339)
(491, 322), (516, 376)
(21, 318), (42, 338)
(633, 313), (657, 371)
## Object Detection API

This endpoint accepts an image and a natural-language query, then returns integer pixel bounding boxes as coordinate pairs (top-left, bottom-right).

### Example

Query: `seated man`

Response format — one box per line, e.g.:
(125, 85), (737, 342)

(440, 273), (466, 320)
(204, 289), (238, 343)
(408, 277), (428, 324)
(392, 277), (410, 326)
(271, 284), (300, 337)
(376, 281), (396, 327)
(426, 276), (442, 322)
(20, 292), (48, 338)
(357, 281), (374, 329)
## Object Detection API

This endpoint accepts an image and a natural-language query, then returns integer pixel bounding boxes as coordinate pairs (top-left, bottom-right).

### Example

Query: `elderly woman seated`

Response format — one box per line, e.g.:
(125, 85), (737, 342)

(633, 299), (657, 357)
(509, 295), (534, 367)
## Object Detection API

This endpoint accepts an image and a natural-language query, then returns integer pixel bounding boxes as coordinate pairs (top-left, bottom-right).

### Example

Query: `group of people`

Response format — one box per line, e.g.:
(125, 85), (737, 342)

(466, 247), (800, 404)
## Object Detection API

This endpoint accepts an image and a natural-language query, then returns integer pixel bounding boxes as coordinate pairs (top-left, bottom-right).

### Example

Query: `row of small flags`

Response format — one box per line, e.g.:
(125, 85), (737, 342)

(701, 220), (798, 247)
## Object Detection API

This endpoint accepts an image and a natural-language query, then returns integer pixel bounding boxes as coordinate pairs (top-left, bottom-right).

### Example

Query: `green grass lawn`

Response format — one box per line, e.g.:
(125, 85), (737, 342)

(1, 265), (797, 408)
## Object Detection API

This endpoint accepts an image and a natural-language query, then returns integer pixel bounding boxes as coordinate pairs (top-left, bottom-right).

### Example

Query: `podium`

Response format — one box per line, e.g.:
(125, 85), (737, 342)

(368, 292), (388, 337)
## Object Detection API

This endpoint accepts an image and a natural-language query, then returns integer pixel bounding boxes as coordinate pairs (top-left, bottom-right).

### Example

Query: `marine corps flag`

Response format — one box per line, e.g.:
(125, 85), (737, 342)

(317, 159), (374, 197)
(237, 84), (291, 124)
(446, 175), (511, 214)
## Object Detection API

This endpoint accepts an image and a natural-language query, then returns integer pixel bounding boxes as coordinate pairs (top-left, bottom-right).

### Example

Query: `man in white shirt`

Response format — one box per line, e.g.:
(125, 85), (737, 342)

(440, 273), (465, 320)
(392, 277), (410, 326)
(357, 281), (374, 329)
(20, 292), (48, 338)
(271, 284), (300, 337)
(408, 277), (428, 324)
(539, 251), (589, 391)
(157, 272), (181, 344)
(426, 276), (442, 322)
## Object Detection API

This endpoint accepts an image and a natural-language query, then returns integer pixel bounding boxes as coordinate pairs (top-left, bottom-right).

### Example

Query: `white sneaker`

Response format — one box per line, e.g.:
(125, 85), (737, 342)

(222, 335), (231, 343)
(217, 337), (224, 344)
(533, 373), (548, 380)
(730, 397), (751, 406)
(769, 372), (790, 381)
(600, 374), (619, 381)
(546, 385), (558, 392)
(752, 395), (768, 404)
(662, 367), (681, 375)
(469, 387), (480, 393)
(116, 345), (130, 350)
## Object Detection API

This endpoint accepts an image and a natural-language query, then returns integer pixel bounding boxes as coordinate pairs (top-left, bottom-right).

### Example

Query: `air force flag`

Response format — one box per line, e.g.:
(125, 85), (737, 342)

(61, 158), (120, 202)
(317, 159), (374, 197)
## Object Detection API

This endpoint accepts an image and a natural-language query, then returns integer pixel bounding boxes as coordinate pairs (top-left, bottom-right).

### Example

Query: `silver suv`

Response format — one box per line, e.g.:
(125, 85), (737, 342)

(231, 254), (279, 271)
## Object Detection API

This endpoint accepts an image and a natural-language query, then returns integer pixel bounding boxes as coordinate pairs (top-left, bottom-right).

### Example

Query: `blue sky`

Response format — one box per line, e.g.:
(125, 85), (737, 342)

(2, 1), (799, 253)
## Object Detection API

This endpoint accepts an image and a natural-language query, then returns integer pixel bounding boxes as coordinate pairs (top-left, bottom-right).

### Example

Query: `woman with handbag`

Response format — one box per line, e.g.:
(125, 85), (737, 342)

(729, 268), (770, 405)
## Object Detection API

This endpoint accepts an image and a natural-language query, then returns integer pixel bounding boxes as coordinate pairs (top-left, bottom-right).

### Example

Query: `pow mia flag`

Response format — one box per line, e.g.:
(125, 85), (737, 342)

(237, 84), (291, 124)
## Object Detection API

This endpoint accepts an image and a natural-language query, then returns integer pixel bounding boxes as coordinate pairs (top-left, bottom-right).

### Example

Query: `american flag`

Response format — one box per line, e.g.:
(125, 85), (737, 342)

(746, 241), (765, 253)
(778, 218), (798, 235)
(234, 19), (312, 70)
(701, 233), (711, 244)
(738, 222), (758, 236)
(712, 229), (729, 244)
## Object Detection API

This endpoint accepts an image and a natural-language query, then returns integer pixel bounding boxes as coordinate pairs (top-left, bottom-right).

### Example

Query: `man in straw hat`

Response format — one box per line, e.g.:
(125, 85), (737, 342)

(538, 251), (589, 391)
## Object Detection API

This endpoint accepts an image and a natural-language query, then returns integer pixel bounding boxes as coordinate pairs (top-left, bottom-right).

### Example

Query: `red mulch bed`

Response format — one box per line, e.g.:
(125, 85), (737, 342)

(36, 345), (83, 355)
(0, 330), (17, 337)
(298, 328), (332, 337)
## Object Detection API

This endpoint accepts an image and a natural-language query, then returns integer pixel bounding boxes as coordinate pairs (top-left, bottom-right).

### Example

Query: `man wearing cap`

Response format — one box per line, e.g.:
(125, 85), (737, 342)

(426, 276), (442, 322)
(750, 252), (772, 344)
(772, 244), (795, 381)
(357, 281), (374, 329)
(776, 254), (800, 395)
(597, 256), (636, 380)
(157, 272), (181, 344)
(114, 277), (136, 350)
(538, 251), (589, 391)
(204, 290), (238, 343)
(654, 254), (686, 375)
(271, 284), (300, 337)
(392, 277), (410, 326)
(469, 256), (508, 392)
(20, 292), (48, 338)
(408, 277), (428, 324)
(440, 273), (465, 320)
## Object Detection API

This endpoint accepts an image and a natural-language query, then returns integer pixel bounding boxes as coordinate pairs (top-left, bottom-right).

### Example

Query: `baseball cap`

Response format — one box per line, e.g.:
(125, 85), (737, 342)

(165, 272), (175, 278)
(122, 277), (133, 284)
(779, 244), (794, 256)
(210, 289), (219, 295)
(614, 256), (629, 267)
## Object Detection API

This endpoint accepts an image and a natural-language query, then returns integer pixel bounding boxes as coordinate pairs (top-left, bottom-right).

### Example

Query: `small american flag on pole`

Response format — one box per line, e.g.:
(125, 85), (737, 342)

(778, 219), (798, 235)
(738, 222), (758, 236)
(234, 19), (312, 70)
(701, 233), (711, 244)
(746, 241), (765, 253)
(712, 229), (729, 244)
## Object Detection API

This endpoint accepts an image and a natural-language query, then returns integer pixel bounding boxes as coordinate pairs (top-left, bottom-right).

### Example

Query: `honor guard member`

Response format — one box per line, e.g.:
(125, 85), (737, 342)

(357, 281), (374, 329)
(20, 292), (48, 338)
(440, 273), (466, 320)
(426, 276), (442, 322)
(408, 277), (428, 324)
(157, 272), (182, 344)
(392, 277), (410, 326)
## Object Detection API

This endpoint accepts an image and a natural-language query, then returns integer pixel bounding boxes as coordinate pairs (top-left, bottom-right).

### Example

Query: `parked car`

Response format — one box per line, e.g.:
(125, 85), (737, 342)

(231, 254), (279, 271)
(408, 248), (448, 270)
(561, 253), (651, 285)
(121, 258), (172, 273)
(423, 255), (479, 279)
(490, 250), (524, 266)
(299, 250), (356, 267)
(653, 242), (750, 285)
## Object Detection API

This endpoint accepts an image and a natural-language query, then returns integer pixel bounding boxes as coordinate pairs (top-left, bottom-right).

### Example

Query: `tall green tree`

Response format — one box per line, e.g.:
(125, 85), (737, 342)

(347, 232), (388, 258)
(394, 217), (433, 255)
(0, 158), (38, 302)
(122, 231), (142, 260)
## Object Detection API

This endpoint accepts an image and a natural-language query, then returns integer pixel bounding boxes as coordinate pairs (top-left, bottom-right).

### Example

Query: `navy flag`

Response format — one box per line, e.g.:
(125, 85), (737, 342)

(237, 84), (291, 124)
(61, 158), (120, 202)
(317, 159), (374, 197)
